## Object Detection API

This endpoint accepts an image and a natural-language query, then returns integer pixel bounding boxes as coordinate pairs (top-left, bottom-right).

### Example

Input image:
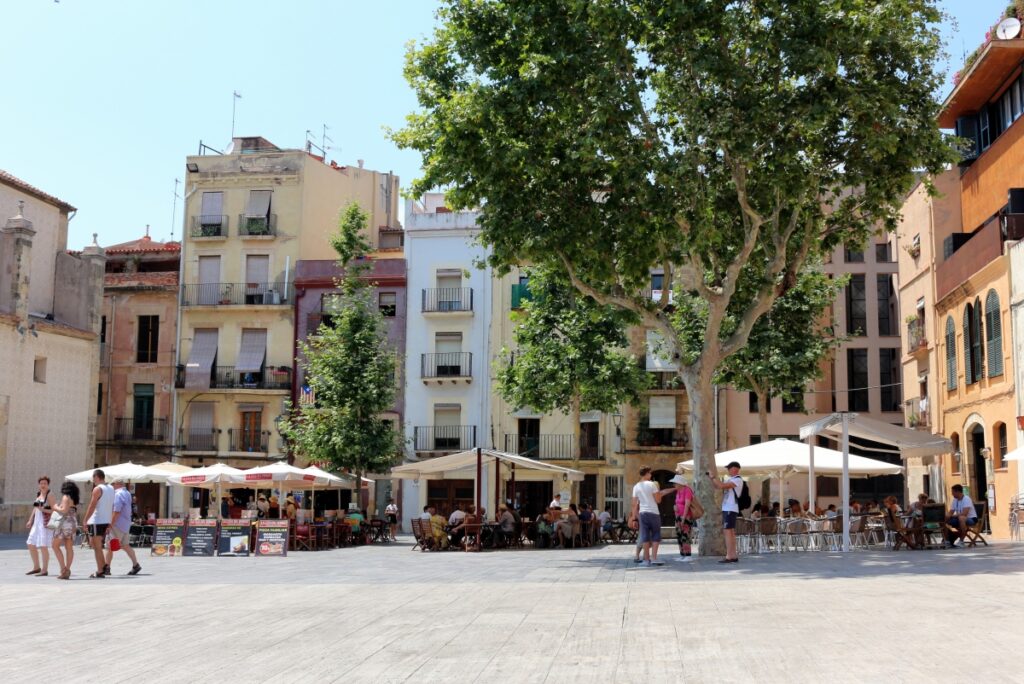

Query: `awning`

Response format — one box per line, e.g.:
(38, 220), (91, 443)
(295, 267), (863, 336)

(235, 329), (267, 372)
(799, 413), (952, 459)
(677, 439), (903, 478)
(390, 448), (584, 482)
(185, 329), (218, 388)
(245, 190), (272, 218)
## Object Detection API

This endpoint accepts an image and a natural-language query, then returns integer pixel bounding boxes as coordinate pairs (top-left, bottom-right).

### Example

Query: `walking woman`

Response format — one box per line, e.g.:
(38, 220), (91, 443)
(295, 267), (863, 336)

(51, 481), (80, 580)
(25, 476), (56, 576)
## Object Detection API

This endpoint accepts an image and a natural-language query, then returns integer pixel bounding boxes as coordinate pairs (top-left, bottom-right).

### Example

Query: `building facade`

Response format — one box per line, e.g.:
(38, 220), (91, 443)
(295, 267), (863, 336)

(175, 137), (400, 470)
(400, 194), (493, 527)
(94, 231), (180, 518)
(0, 172), (104, 531)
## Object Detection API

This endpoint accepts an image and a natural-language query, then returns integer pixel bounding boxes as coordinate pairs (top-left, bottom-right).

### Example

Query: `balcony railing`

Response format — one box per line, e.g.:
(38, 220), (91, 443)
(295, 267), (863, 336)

(510, 283), (533, 309)
(422, 287), (473, 313)
(228, 428), (270, 453)
(180, 428), (219, 452)
(413, 425), (477, 451)
(237, 214), (277, 237)
(504, 434), (605, 460)
(175, 365), (292, 390)
(378, 227), (404, 250)
(907, 319), (926, 352)
(181, 282), (288, 306)
(113, 417), (168, 442)
(904, 397), (930, 430)
(190, 215), (228, 238)
(421, 352), (472, 379)
(936, 213), (1024, 301)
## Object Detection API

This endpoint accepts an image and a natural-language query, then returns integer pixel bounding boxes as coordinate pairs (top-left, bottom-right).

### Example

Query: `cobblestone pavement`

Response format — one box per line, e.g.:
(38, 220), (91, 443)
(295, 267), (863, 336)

(0, 534), (1020, 683)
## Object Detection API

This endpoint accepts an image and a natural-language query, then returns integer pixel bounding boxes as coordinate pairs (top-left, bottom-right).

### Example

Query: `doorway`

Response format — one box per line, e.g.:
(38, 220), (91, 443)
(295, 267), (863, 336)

(514, 480), (552, 520)
(969, 424), (987, 502)
(133, 483), (160, 520)
(426, 478), (475, 518)
(652, 469), (676, 524)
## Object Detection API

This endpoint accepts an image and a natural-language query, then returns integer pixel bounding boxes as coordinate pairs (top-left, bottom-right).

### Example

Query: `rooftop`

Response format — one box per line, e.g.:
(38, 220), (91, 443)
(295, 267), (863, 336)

(0, 169), (76, 212)
(939, 38), (1024, 128)
(104, 233), (181, 254)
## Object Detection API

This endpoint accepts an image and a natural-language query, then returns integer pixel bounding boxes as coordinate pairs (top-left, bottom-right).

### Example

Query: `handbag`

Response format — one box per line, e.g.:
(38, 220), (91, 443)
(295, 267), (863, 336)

(686, 496), (705, 521)
(47, 511), (64, 531)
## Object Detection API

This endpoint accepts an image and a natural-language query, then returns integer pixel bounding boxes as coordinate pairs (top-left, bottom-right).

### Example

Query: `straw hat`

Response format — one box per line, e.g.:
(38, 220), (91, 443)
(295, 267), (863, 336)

(269, 495), (279, 504)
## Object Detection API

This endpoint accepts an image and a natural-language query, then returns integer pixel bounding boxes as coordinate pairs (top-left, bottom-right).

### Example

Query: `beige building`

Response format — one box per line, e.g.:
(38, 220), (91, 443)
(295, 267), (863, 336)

(175, 137), (400, 472)
(0, 171), (104, 531)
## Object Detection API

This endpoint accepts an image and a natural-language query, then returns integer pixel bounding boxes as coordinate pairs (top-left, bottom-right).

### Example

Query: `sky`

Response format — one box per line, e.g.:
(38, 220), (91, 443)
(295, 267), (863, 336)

(0, 0), (1009, 250)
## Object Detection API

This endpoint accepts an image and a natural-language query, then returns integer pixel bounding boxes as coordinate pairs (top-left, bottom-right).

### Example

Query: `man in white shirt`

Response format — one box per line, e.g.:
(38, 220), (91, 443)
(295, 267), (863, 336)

(946, 484), (979, 547)
(419, 506), (432, 521)
(707, 461), (744, 564)
(448, 503), (466, 527)
(597, 504), (617, 542)
(549, 494), (562, 510)
(630, 466), (670, 567)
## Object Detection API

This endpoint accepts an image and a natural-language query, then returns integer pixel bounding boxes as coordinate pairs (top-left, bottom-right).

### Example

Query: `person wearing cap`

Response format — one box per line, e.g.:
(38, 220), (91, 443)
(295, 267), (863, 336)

(105, 477), (141, 576)
(256, 494), (269, 518)
(669, 474), (695, 562)
(630, 466), (675, 567)
(707, 461), (744, 563)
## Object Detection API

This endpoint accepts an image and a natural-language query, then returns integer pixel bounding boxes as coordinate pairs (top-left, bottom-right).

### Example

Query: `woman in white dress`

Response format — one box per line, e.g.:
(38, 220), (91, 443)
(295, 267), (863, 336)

(25, 476), (56, 576)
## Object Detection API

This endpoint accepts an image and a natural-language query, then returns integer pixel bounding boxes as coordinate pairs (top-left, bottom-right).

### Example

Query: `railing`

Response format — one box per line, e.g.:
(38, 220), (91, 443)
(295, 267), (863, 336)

(190, 215), (228, 238)
(378, 227), (404, 250)
(113, 417), (168, 442)
(413, 425), (477, 451)
(422, 287), (473, 313)
(904, 397), (930, 430)
(421, 352), (472, 379)
(237, 214), (277, 237)
(175, 365), (292, 390)
(228, 428), (270, 453)
(181, 282), (288, 306)
(907, 319), (926, 351)
(504, 434), (605, 460)
(935, 213), (1024, 301)
(510, 283), (533, 309)
(180, 428), (219, 452)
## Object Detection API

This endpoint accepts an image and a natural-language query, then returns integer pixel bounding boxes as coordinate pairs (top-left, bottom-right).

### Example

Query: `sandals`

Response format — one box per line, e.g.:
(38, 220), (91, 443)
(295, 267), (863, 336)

(89, 572), (105, 579)
(57, 569), (70, 580)
(36, 571), (48, 577)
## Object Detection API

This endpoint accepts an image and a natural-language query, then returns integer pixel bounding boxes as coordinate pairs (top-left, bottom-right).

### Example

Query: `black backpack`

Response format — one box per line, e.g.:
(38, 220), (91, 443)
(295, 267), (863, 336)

(736, 479), (751, 511)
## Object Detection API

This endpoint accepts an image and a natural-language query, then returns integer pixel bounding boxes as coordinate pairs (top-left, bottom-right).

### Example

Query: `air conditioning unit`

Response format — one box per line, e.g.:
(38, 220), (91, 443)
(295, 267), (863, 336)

(263, 289), (280, 305)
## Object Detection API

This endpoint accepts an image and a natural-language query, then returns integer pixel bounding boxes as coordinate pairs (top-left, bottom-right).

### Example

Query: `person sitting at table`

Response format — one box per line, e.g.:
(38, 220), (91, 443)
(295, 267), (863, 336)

(850, 501), (863, 515)
(534, 509), (554, 549)
(907, 493), (928, 517)
(946, 484), (978, 548)
(598, 504), (617, 542)
(419, 505), (432, 521)
(769, 502), (780, 517)
(549, 493), (562, 509)
(449, 505), (475, 547)
(498, 504), (516, 546)
(866, 499), (881, 514)
(824, 504), (838, 519)
(427, 505), (449, 549)
(750, 503), (763, 520)
(268, 496), (280, 519)
(448, 503), (466, 527)
(553, 504), (579, 548)
(882, 495), (919, 550)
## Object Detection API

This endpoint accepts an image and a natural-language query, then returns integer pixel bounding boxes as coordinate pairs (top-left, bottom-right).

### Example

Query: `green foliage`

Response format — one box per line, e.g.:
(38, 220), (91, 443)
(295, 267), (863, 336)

(281, 203), (402, 474)
(496, 266), (650, 416)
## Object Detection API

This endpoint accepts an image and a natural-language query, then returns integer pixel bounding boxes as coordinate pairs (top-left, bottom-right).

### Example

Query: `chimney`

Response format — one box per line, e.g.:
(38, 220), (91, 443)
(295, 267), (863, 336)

(357, 159), (364, 169)
(80, 233), (107, 337)
(0, 201), (36, 325)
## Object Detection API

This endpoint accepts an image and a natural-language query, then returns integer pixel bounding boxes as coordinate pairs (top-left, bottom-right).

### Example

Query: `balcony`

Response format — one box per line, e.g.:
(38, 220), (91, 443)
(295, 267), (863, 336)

(904, 397), (930, 430)
(510, 283), (533, 309)
(113, 417), (168, 443)
(190, 215), (228, 238)
(420, 352), (473, 383)
(237, 214), (277, 237)
(378, 227), (404, 251)
(306, 312), (337, 334)
(228, 428), (270, 453)
(413, 425), (477, 452)
(504, 434), (605, 461)
(175, 365), (292, 391)
(181, 282), (288, 307)
(936, 213), (1024, 301)
(907, 319), (927, 356)
(422, 288), (473, 314)
(179, 428), (220, 452)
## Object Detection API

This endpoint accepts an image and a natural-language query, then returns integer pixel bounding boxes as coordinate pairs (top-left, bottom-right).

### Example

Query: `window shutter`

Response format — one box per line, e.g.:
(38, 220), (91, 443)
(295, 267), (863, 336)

(245, 190), (272, 218)
(235, 329), (267, 372)
(962, 307), (973, 385)
(972, 299), (984, 382)
(648, 396), (676, 428)
(986, 290), (1003, 377)
(200, 192), (223, 217)
(245, 255), (270, 284)
(945, 317), (957, 390)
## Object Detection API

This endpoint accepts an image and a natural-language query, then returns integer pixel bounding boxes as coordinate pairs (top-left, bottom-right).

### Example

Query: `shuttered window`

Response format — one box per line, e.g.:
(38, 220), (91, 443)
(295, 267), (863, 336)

(945, 317), (957, 390)
(136, 315), (159, 363)
(649, 396), (676, 428)
(963, 306), (973, 385)
(985, 290), (1003, 377)
(245, 255), (270, 284)
(235, 329), (267, 372)
(185, 329), (219, 389)
(244, 190), (272, 218)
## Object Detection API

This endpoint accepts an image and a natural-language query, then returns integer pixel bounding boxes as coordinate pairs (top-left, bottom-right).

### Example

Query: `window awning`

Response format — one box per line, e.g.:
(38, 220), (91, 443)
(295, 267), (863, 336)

(799, 413), (952, 460)
(235, 329), (267, 372)
(200, 191), (223, 216)
(649, 396), (676, 428)
(390, 448), (584, 481)
(184, 329), (218, 388)
(245, 190), (272, 218)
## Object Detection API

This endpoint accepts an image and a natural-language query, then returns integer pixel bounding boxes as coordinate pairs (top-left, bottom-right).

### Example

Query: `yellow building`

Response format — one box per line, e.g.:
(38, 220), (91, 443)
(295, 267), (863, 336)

(175, 137), (399, 471)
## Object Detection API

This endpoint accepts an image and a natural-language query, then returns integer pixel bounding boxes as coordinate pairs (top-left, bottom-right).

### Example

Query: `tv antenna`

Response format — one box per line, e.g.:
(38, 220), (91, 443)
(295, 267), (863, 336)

(170, 178), (181, 240)
(231, 91), (242, 138)
(305, 124), (335, 159)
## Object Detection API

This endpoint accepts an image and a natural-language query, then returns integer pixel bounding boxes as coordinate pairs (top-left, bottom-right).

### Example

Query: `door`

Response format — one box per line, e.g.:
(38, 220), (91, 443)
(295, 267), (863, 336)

(435, 333), (463, 376)
(188, 403), (215, 451)
(652, 469), (676, 525)
(134, 483), (160, 520)
(517, 418), (540, 457)
(240, 410), (263, 452)
(197, 256), (220, 305)
(426, 479), (474, 518)
(513, 481), (553, 520)
(971, 425), (988, 502)
(132, 384), (155, 439)
(433, 405), (461, 449)
(245, 255), (270, 303)
(436, 270), (462, 311)
(199, 192), (224, 234)
(580, 421), (599, 459)
(579, 474), (597, 508)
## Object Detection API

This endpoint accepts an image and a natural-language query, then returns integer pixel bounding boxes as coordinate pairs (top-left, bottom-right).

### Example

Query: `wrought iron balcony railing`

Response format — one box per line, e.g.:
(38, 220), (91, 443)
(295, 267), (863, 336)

(181, 282), (287, 306)
(413, 425), (477, 451)
(422, 287), (473, 313)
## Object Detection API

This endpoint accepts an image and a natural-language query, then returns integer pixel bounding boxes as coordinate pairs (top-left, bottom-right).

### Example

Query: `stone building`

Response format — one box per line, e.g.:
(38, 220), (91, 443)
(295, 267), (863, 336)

(0, 171), (104, 532)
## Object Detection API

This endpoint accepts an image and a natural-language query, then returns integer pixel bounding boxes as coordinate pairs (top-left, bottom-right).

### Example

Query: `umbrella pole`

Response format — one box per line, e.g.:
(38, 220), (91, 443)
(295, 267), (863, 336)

(841, 413), (851, 553)
(475, 448), (482, 517)
(808, 439), (816, 514)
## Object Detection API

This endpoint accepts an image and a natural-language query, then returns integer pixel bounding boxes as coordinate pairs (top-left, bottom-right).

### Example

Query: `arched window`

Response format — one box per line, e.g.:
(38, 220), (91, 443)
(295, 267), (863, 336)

(985, 290), (1003, 377)
(962, 305), (973, 384)
(994, 422), (1008, 470)
(972, 296), (984, 381)
(945, 316), (956, 390)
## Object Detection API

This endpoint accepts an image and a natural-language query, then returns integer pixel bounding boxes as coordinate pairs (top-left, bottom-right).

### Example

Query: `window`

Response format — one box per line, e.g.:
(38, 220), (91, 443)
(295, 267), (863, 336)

(1013, 81), (1022, 120)
(979, 108), (991, 150)
(874, 242), (893, 263)
(748, 392), (771, 413)
(33, 357), (46, 383)
(816, 476), (839, 497)
(136, 315), (159, 363)
(985, 290), (1003, 377)
(604, 475), (625, 519)
(879, 349), (901, 412)
(844, 244), (864, 263)
(911, 234), (921, 255)
(650, 272), (664, 290)
(782, 390), (803, 413)
(433, 404), (463, 449)
(877, 275), (897, 336)
(133, 384), (155, 438)
(199, 192), (225, 234)
(847, 349), (868, 411)
(963, 305), (973, 384)
(845, 274), (866, 336)
(379, 292), (397, 317)
(238, 407), (264, 452)
(951, 433), (961, 474)
(945, 316), (957, 390)
(996, 423), (1008, 469)
(100, 315), (107, 344)
(964, 299), (984, 385)
(97, 383), (103, 415)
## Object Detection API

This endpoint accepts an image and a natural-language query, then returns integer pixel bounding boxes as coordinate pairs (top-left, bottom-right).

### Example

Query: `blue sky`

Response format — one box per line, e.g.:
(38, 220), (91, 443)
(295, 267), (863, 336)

(0, 1), (1007, 249)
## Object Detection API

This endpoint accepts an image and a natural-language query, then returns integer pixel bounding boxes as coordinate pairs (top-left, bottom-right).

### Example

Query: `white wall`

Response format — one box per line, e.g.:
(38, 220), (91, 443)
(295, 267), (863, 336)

(0, 185), (63, 317)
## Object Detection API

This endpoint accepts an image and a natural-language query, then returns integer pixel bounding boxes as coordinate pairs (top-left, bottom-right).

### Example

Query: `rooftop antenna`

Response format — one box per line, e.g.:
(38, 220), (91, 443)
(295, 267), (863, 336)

(321, 124), (333, 158)
(170, 178), (181, 240)
(231, 90), (242, 138)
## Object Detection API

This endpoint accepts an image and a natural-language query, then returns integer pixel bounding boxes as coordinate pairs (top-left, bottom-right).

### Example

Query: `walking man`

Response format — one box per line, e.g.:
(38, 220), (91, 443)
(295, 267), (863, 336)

(81, 469), (114, 579)
(104, 477), (142, 576)
(707, 461), (744, 563)
(630, 466), (669, 567)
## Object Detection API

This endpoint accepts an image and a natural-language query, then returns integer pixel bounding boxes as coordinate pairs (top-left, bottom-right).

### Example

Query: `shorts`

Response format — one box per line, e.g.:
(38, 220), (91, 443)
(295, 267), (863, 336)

(109, 527), (130, 546)
(87, 523), (109, 539)
(722, 511), (738, 530)
(638, 512), (661, 543)
(387, 514), (398, 524)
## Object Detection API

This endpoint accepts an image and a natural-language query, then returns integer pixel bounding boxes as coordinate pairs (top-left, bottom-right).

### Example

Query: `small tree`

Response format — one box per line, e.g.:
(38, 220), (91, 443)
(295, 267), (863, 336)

(281, 203), (403, 482)
(497, 266), (650, 487)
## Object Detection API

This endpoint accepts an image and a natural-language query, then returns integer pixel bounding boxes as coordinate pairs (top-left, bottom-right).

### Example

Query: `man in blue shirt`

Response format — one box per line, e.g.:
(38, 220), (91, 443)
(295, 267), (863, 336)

(105, 477), (142, 575)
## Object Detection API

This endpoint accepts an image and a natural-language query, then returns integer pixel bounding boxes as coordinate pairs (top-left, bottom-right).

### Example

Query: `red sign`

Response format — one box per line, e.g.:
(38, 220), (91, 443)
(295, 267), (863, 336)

(303, 474), (316, 481)
(180, 475), (206, 484)
(245, 473), (273, 481)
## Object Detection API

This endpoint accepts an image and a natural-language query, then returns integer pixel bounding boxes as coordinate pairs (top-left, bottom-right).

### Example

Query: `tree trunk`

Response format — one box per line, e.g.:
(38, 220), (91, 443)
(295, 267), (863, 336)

(687, 371), (724, 556)
(757, 388), (771, 507)
(570, 393), (581, 503)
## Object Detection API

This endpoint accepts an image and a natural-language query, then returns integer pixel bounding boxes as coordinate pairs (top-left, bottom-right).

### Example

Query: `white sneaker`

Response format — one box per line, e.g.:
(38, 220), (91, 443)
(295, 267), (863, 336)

(674, 556), (692, 562)
(641, 560), (652, 568)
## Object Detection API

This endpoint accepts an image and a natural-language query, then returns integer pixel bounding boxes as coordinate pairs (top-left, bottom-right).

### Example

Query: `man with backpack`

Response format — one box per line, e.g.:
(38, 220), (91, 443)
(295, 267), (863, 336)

(707, 461), (748, 564)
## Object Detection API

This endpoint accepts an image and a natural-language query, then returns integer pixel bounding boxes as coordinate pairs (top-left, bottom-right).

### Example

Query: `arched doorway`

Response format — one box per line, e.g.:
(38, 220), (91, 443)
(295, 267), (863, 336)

(967, 423), (987, 509)
(652, 469), (676, 525)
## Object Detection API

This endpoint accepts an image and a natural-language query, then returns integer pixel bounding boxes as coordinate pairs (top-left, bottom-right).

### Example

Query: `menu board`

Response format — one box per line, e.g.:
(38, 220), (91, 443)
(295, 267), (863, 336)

(255, 519), (289, 556)
(183, 519), (217, 557)
(151, 519), (186, 557)
(219, 519), (251, 557)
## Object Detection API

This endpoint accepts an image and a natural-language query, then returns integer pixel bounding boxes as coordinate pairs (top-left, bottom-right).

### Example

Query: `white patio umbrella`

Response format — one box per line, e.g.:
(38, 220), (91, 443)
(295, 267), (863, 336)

(167, 464), (243, 520)
(297, 466), (353, 519)
(66, 462), (174, 484)
(1003, 445), (1024, 461)
(232, 461), (332, 521)
(148, 462), (195, 517)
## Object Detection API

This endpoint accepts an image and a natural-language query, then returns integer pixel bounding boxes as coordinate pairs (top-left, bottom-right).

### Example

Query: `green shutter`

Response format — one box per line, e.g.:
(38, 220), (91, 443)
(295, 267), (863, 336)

(962, 307), (973, 385)
(986, 290), (1003, 377)
(946, 317), (957, 390)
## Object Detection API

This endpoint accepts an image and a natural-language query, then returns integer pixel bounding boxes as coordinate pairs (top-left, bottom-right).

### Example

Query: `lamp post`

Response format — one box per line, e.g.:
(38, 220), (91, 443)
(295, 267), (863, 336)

(612, 412), (623, 453)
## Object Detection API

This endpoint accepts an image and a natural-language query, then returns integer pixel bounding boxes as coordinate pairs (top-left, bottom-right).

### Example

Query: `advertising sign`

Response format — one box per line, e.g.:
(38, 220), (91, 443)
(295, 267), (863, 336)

(255, 519), (289, 556)
(183, 519), (217, 556)
(219, 519), (251, 556)
(151, 519), (186, 557)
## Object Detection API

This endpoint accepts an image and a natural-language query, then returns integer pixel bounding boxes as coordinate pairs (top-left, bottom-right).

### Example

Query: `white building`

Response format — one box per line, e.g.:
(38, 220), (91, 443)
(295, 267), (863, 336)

(400, 194), (492, 529)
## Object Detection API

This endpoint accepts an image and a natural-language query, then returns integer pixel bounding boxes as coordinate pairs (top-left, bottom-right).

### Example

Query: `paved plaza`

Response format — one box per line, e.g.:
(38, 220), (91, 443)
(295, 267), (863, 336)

(0, 534), (1020, 683)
